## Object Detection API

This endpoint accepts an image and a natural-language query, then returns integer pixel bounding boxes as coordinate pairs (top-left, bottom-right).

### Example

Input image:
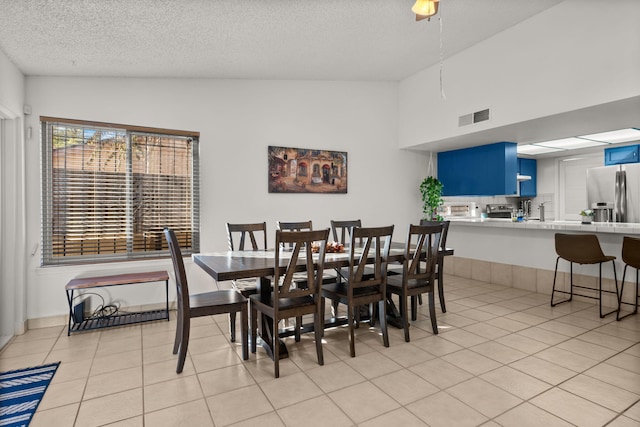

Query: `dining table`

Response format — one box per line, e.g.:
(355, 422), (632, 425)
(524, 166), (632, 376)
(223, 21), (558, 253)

(193, 243), (453, 360)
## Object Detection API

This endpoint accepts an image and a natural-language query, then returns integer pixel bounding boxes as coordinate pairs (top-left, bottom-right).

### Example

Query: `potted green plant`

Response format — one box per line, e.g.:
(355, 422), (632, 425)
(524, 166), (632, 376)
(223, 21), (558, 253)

(580, 209), (594, 224)
(420, 176), (444, 221)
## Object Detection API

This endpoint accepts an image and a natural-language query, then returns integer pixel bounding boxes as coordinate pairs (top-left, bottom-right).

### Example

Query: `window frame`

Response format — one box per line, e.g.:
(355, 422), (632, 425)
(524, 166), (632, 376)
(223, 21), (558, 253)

(41, 116), (200, 266)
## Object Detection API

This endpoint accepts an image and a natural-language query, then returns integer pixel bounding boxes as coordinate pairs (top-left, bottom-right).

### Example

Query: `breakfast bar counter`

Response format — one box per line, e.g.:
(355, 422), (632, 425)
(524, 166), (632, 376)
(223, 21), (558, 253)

(444, 218), (638, 305)
(447, 217), (640, 235)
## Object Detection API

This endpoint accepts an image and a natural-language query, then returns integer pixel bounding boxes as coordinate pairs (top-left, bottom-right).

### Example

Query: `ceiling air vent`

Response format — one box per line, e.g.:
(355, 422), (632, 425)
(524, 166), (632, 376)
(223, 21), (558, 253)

(458, 108), (490, 127)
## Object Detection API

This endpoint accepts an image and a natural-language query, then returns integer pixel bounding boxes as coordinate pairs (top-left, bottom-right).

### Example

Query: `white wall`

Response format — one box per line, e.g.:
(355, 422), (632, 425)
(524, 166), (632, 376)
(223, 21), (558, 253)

(0, 50), (24, 117)
(0, 49), (26, 343)
(398, 0), (640, 148)
(24, 77), (429, 321)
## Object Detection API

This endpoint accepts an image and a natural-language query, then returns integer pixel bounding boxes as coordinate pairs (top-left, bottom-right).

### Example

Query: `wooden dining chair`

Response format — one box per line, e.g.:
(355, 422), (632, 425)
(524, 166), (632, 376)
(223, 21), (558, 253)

(249, 228), (330, 378)
(322, 225), (394, 357)
(226, 222), (267, 341)
(419, 219), (450, 312)
(277, 219), (335, 333)
(387, 223), (443, 341)
(164, 228), (248, 374)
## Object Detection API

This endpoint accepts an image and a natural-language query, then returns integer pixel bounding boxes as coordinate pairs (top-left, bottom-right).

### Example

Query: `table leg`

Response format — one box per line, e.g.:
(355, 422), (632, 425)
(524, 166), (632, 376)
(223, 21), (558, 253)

(386, 296), (403, 329)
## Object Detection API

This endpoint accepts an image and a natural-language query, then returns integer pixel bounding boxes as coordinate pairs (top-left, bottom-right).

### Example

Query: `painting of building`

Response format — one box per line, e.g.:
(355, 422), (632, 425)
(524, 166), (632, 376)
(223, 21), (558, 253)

(268, 146), (347, 193)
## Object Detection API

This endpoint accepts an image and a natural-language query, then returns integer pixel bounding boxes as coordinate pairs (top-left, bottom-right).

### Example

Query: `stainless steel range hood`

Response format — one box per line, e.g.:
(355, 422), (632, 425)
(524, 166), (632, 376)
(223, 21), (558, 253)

(505, 174), (533, 197)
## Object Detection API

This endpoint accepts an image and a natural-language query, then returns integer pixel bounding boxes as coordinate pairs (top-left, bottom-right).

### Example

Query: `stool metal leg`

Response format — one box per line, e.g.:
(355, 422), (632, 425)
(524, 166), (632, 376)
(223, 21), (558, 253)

(598, 260), (618, 318)
(551, 257), (572, 307)
(618, 264), (640, 321)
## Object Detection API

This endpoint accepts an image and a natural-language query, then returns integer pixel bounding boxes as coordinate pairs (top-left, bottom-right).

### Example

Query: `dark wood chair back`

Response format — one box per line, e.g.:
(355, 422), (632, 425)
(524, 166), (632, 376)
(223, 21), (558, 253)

(346, 225), (394, 295)
(277, 220), (313, 232)
(402, 224), (442, 286)
(165, 228), (190, 313)
(274, 229), (329, 304)
(321, 225), (394, 357)
(164, 228), (248, 373)
(419, 219), (450, 251)
(226, 222), (267, 251)
(277, 220), (313, 249)
(330, 219), (362, 244)
(419, 219), (450, 312)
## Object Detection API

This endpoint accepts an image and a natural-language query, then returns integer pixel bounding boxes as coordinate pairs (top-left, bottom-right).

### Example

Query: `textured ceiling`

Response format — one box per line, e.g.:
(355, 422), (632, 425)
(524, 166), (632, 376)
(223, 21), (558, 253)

(0, 0), (564, 81)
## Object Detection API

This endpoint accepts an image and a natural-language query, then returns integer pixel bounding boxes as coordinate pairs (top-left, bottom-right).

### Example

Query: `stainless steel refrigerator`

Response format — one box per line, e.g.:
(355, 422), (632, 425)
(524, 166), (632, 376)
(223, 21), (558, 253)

(587, 164), (640, 223)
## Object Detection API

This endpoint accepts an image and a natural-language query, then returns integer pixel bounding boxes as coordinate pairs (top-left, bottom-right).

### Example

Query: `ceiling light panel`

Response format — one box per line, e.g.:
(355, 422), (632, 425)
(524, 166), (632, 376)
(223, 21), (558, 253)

(517, 144), (564, 155)
(535, 137), (606, 149)
(579, 128), (640, 143)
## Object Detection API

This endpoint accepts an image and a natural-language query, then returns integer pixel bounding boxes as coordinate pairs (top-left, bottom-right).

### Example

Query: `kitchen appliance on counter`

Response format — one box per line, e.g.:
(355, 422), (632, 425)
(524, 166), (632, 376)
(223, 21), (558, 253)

(439, 201), (477, 218)
(592, 202), (613, 222)
(587, 164), (640, 223)
(485, 204), (515, 218)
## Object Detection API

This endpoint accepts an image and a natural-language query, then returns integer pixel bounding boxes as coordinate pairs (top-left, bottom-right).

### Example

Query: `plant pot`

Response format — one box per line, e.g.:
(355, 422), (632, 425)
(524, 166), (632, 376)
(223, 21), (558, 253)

(581, 215), (593, 224)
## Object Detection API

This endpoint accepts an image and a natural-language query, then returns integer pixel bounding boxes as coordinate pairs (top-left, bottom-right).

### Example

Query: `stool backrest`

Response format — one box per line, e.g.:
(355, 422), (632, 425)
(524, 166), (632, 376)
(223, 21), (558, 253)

(555, 233), (607, 264)
(622, 236), (640, 269)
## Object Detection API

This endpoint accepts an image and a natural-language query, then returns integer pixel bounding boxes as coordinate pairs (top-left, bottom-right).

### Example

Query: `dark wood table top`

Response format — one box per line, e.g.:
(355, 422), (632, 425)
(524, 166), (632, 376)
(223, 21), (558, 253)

(193, 244), (453, 282)
(193, 244), (454, 361)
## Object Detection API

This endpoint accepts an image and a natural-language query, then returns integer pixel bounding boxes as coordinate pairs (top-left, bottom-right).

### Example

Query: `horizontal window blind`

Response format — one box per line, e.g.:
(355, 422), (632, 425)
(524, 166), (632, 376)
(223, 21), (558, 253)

(41, 118), (200, 265)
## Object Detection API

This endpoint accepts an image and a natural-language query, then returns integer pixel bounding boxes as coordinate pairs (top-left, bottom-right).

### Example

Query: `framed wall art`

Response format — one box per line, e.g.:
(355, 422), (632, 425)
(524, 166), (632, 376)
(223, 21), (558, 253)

(268, 146), (347, 194)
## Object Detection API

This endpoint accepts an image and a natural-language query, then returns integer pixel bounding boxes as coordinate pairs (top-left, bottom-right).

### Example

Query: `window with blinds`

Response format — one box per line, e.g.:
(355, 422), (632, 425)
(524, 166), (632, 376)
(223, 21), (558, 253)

(41, 117), (200, 265)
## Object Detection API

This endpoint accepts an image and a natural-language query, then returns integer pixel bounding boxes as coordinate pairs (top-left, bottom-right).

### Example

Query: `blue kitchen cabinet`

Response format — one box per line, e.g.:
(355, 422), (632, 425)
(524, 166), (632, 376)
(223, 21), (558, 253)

(438, 142), (518, 196)
(518, 157), (537, 197)
(604, 144), (639, 165)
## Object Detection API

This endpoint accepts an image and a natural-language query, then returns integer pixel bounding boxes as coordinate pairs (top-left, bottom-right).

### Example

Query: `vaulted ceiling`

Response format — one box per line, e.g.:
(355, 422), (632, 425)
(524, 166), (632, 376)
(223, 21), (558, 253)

(0, 0), (563, 81)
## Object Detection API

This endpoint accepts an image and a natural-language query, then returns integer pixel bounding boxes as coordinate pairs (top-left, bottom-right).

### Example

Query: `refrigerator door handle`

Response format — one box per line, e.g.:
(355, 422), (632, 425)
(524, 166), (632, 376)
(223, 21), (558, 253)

(616, 170), (627, 222)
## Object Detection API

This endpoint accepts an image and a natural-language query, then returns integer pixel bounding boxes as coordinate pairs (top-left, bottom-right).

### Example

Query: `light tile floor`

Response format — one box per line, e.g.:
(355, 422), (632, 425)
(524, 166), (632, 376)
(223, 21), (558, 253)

(2, 274), (640, 426)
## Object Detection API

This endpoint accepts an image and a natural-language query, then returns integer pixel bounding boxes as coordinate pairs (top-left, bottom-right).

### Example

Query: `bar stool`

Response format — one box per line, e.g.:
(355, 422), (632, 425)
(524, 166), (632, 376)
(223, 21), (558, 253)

(617, 236), (640, 320)
(551, 233), (619, 318)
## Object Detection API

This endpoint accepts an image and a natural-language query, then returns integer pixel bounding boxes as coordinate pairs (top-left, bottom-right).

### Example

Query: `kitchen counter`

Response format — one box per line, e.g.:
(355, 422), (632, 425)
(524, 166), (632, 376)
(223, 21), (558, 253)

(447, 217), (640, 235)
(444, 217), (636, 304)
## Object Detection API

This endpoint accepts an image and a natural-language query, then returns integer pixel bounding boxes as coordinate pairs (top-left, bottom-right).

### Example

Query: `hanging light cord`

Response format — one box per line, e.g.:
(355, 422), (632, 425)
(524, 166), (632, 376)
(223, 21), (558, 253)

(439, 15), (446, 100)
(428, 152), (435, 176)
